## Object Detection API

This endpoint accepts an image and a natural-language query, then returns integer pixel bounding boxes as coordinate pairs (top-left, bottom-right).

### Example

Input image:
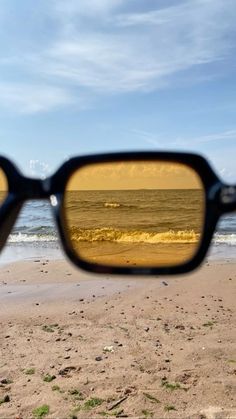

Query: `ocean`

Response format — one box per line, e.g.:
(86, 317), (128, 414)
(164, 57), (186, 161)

(1, 189), (236, 265)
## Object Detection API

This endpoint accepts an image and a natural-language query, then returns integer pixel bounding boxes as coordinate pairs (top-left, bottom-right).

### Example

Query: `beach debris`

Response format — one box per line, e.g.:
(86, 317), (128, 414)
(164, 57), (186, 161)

(103, 346), (114, 353)
(124, 387), (134, 395)
(175, 324), (185, 330)
(0, 394), (10, 404)
(175, 371), (192, 384)
(107, 396), (128, 411)
(58, 366), (78, 377)
(95, 356), (103, 361)
(163, 323), (170, 333)
(162, 281), (168, 286)
(144, 327), (150, 332)
(0, 378), (12, 385)
(143, 392), (160, 404)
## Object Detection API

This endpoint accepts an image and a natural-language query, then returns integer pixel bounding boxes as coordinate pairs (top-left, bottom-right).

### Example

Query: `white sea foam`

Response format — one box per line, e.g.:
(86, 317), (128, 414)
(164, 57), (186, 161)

(8, 233), (57, 243)
(213, 233), (236, 245)
(7, 230), (236, 246)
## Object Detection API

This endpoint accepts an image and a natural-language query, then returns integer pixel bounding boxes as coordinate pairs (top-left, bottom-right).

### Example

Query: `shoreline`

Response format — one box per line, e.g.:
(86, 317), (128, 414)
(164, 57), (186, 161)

(2, 240), (236, 271)
(0, 259), (235, 418)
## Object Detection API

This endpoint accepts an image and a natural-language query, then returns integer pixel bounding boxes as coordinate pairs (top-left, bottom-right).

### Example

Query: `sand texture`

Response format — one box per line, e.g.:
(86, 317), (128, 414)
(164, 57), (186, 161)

(0, 259), (235, 418)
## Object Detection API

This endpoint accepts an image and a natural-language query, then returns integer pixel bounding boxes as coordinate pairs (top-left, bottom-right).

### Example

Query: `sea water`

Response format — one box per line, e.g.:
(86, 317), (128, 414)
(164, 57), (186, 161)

(1, 189), (236, 265)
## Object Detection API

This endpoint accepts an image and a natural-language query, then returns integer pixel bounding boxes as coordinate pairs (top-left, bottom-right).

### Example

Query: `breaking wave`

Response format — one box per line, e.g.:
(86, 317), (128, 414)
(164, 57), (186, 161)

(8, 232), (57, 243)
(69, 228), (200, 244)
(104, 202), (121, 208)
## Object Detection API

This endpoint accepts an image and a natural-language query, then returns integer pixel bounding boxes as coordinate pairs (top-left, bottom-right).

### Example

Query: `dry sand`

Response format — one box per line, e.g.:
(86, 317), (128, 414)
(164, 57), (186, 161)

(0, 259), (235, 418)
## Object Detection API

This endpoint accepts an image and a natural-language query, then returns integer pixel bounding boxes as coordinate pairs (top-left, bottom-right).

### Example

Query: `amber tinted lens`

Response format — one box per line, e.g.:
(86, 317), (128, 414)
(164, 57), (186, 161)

(0, 168), (8, 206)
(63, 161), (205, 268)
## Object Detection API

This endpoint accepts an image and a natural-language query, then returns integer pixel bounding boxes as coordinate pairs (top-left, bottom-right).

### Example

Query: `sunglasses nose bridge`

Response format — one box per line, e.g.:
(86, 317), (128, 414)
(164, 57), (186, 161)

(22, 177), (51, 200)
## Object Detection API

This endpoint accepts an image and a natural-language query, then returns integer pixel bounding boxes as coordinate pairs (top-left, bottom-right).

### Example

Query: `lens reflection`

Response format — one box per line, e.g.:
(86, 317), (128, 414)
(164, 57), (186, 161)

(0, 168), (8, 206)
(63, 161), (205, 268)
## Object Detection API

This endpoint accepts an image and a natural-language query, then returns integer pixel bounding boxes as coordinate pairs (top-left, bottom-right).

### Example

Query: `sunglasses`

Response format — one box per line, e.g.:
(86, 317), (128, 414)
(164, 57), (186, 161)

(0, 152), (233, 275)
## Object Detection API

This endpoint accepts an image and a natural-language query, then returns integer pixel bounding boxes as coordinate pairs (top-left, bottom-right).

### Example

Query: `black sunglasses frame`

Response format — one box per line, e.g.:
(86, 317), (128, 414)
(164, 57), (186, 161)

(0, 152), (234, 275)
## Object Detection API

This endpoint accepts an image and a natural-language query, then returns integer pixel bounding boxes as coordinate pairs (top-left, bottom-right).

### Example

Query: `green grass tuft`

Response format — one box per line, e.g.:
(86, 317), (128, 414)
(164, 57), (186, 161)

(25, 368), (35, 375)
(83, 397), (103, 410)
(68, 389), (84, 400)
(42, 325), (54, 333)
(141, 409), (154, 417)
(161, 379), (183, 391)
(51, 384), (64, 392)
(32, 404), (50, 418)
(43, 374), (56, 383)
(164, 405), (176, 411)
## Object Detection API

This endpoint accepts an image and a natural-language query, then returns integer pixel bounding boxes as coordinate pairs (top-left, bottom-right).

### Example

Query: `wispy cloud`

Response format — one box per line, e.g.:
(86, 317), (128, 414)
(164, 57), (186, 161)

(0, 83), (75, 114)
(131, 129), (164, 148)
(0, 0), (235, 112)
(134, 128), (236, 149)
(38, 0), (236, 93)
(174, 130), (236, 146)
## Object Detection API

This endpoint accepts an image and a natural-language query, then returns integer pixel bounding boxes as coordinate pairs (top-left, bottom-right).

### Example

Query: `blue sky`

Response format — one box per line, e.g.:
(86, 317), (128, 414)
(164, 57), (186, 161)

(0, 0), (236, 181)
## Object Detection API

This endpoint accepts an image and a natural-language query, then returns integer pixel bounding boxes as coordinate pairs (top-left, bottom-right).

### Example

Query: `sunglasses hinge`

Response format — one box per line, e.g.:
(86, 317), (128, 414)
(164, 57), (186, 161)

(220, 185), (236, 212)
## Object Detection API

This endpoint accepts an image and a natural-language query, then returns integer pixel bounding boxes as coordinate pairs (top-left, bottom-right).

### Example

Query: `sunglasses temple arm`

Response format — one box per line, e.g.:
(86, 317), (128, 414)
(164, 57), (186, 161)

(0, 199), (23, 251)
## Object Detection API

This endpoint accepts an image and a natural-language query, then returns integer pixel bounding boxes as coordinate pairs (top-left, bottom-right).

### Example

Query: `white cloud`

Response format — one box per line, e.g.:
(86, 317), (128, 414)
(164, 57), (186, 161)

(36, 0), (235, 93)
(29, 160), (51, 178)
(0, 0), (235, 112)
(0, 83), (75, 114)
(53, 0), (122, 18)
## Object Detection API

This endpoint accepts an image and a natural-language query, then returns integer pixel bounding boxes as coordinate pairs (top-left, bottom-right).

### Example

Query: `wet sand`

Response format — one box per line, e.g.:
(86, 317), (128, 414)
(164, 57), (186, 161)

(0, 259), (235, 418)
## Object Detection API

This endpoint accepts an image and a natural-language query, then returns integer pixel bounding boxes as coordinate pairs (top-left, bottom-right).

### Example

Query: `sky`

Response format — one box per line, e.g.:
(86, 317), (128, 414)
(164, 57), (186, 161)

(0, 0), (236, 182)
(67, 162), (202, 190)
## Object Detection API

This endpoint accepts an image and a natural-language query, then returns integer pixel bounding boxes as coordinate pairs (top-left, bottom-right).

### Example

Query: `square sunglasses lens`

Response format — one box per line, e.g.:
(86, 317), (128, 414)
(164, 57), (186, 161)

(63, 161), (205, 269)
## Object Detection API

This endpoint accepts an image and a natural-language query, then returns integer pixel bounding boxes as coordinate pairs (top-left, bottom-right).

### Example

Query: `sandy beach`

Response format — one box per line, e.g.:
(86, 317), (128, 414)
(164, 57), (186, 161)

(0, 259), (235, 418)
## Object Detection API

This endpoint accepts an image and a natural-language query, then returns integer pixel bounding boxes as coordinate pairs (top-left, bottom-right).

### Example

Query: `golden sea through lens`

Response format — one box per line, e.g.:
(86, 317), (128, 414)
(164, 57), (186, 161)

(63, 161), (205, 268)
(0, 168), (8, 205)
